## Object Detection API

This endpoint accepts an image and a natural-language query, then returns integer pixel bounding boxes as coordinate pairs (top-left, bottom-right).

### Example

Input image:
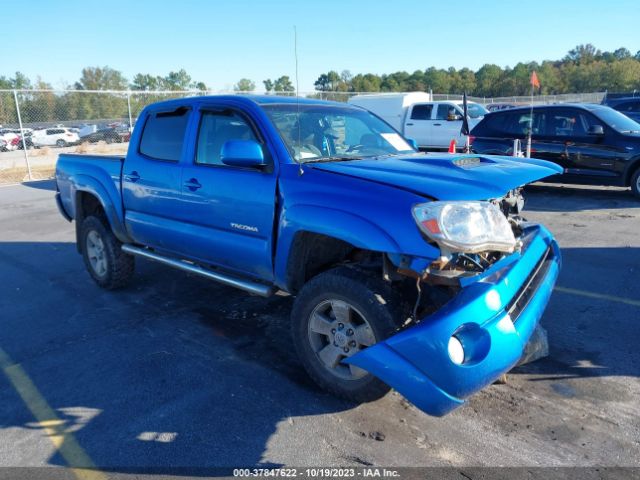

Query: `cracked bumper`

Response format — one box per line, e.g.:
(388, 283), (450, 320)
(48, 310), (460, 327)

(345, 224), (561, 416)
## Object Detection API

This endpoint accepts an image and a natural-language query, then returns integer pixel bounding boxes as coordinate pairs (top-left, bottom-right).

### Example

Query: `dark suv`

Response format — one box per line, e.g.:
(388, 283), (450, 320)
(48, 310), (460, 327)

(470, 104), (640, 197)
(602, 96), (640, 123)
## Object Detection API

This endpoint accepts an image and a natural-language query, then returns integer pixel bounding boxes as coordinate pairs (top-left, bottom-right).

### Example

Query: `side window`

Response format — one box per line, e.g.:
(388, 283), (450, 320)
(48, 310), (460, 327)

(196, 110), (258, 166)
(410, 104), (433, 120)
(46, 129), (55, 135)
(501, 112), (546, 137)
(546, 109), (587, 137)
(435, 104), (459, 120)
(477, 113), (507, 136)
(139, 107), (190, 161)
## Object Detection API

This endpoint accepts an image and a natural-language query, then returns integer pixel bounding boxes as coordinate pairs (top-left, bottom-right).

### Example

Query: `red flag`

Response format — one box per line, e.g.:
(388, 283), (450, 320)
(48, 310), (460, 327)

(530, 71), (540, 89)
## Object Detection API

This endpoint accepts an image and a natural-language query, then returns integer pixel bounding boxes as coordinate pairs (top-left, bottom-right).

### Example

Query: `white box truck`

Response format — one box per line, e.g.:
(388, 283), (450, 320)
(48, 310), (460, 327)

(348, 93), (488, 151)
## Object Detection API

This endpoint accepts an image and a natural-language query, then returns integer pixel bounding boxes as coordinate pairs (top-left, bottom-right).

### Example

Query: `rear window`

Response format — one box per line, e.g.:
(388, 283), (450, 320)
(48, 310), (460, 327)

(139, 107), (191, 161)
(410, 104), (433, 120)
(614, 101), (640, 113)
(473, 113), (508, 136)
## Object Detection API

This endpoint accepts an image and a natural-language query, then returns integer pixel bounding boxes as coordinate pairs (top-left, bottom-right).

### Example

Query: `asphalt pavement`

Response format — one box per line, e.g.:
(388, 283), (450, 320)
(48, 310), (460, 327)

(0, 180), (638, 474)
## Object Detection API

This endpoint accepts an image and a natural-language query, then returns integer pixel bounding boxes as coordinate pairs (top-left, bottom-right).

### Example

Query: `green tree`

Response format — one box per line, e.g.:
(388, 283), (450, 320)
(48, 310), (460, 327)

(131, 73), (159, 91)
(162, 69), (192, 90)
(74, 66), (128, 90)
(263, 79), (274, 93)
(274, 76), (294, 92)
(234, 78), (255, 92)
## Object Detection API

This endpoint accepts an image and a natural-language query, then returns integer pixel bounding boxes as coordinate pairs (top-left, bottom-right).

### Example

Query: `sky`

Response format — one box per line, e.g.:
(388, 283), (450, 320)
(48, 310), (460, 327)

(3, 0), (639, 92)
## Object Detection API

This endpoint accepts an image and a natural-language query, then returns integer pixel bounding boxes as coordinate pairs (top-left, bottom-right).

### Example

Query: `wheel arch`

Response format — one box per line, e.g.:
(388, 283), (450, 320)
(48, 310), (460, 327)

(274, 205), (402, 293)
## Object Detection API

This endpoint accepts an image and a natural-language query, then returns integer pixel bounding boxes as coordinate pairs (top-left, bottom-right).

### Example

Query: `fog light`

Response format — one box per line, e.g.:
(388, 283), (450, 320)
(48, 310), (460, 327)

(448, 336), (465, 365)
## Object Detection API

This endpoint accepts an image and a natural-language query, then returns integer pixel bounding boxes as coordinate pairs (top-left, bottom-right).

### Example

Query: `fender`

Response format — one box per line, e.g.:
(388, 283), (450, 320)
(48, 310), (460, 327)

(273, 204), (402, 290)
(71, 173), (131, 244)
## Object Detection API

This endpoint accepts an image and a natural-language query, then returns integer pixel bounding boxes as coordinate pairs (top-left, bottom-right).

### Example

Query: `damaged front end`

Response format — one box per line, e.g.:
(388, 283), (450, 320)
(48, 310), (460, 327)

(345, 189), (561, 416)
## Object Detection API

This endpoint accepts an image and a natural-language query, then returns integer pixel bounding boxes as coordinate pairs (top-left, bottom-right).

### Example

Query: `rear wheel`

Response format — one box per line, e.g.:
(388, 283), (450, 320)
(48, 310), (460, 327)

(631, 168), (640, 199)
(80, 215), (134, 289)
(291, 266), (409, 403)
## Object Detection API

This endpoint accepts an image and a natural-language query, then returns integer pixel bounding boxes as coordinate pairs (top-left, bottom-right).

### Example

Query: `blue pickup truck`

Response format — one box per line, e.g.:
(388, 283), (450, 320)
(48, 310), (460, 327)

(55, 95), (562, 416)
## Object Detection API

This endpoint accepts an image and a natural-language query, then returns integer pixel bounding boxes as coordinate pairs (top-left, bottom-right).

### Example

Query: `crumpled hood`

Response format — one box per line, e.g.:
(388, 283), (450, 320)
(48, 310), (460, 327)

(310, 154), (562, 200)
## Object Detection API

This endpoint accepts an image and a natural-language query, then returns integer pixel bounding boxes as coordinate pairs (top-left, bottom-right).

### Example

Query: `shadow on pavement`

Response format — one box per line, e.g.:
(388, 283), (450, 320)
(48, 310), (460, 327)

(0, 240), (638, 473)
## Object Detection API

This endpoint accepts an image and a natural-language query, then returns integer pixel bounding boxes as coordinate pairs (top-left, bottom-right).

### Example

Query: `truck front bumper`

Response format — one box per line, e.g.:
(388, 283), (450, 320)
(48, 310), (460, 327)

(345, 224), (561, 416)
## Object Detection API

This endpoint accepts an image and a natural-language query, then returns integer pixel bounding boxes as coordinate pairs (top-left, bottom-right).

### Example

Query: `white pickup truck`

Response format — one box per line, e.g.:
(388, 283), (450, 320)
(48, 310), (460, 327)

(348, 93), (487, 151)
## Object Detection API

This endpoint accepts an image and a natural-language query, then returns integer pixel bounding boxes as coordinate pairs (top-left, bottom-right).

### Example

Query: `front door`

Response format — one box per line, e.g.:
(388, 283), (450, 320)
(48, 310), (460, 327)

(176, 105), (278, 281)
(433, 104), (463, 149)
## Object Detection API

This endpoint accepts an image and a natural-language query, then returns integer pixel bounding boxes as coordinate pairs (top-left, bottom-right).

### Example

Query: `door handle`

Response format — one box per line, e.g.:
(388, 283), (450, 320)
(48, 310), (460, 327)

(433, 123), (442, 126)
(125, 171), (140, 182)
(406, 123), (414, 126)
(184, 178), (202, 191)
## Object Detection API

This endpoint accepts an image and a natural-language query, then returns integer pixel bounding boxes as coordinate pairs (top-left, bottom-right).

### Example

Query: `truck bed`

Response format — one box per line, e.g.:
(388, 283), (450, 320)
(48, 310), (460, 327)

(56, 153), (125, 222)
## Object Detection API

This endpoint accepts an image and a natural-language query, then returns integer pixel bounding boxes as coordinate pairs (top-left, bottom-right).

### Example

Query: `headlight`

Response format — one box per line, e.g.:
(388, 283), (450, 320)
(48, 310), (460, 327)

(412, 201), (516, 253)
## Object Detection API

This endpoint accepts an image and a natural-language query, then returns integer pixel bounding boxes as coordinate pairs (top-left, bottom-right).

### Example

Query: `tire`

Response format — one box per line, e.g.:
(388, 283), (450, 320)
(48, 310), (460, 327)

(631, 168), (640, 199)
(80, 215), (135, 289)
(56, 139), (66, 147)
(105, 136), (114, 144)
(291, 266), (409, 403)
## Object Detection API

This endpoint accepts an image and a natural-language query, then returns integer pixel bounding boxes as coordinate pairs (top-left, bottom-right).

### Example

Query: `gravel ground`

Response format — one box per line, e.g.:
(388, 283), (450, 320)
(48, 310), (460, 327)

(0, 180), (638, 474)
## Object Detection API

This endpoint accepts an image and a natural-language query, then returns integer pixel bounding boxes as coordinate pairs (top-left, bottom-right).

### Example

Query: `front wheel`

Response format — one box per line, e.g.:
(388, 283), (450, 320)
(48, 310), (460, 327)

(56, 139), (66, 147)
(80, 215), (135, 289)
(291, 266), (409, 403)
(631, 168), (640, 199)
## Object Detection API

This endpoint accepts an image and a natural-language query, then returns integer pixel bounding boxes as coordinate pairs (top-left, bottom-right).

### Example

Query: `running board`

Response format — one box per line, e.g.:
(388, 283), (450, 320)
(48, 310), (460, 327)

(121, 244), (274, 297)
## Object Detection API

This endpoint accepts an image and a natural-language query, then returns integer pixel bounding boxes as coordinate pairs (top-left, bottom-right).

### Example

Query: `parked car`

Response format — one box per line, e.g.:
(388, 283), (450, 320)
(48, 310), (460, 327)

(80, 127), (125, 144)
(32, 128), (80, 148)
(348, 93), (487, 150)
(471, 103), (640, 197)
(56, 95), (561, 416)
(485, 103), (519, 112)
(0, 128), (19, 150)
(602, 96), (640, 123)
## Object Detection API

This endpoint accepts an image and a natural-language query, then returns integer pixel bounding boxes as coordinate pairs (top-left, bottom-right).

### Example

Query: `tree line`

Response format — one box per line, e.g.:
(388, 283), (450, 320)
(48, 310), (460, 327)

(310, 45), (640, 97)
(1, 44), (639, 126)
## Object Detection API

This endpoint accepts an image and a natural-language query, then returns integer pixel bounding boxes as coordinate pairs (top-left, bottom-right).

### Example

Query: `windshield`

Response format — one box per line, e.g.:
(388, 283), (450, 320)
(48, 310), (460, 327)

(263, 104), (416, 163)
(463, 103), (488, 119)
(592, 107), (640, 133)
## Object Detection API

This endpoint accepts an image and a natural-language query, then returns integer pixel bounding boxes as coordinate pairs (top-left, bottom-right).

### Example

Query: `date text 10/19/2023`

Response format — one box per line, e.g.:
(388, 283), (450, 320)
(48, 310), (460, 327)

(233, 468), (401, 478)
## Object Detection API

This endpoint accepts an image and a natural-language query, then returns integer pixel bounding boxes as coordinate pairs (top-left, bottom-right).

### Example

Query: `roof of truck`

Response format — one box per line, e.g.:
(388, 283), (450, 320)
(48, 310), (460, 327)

(144, 94), (348, 110)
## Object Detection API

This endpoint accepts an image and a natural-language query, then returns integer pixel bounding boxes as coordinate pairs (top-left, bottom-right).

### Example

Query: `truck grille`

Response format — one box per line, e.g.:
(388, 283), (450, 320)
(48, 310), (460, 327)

(506, 246), (554, 323)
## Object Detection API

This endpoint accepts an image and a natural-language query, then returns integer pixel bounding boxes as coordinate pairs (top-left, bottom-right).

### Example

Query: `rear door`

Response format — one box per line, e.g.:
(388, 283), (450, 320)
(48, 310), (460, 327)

(122, 106), (191, 254)
(403, 104), (433, 148)
(176, 103), (278, 280)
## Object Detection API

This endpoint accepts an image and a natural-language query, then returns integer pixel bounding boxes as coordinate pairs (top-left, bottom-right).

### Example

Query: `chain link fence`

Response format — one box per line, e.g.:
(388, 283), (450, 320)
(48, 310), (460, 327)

(0, 89), (607, 185)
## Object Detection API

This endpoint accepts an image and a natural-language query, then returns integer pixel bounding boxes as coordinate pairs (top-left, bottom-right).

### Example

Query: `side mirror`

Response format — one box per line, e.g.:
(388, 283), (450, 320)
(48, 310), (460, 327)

(221, 140), (266, 168)
(406, 138), (419, 150)
(588, 125), (605, 135)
